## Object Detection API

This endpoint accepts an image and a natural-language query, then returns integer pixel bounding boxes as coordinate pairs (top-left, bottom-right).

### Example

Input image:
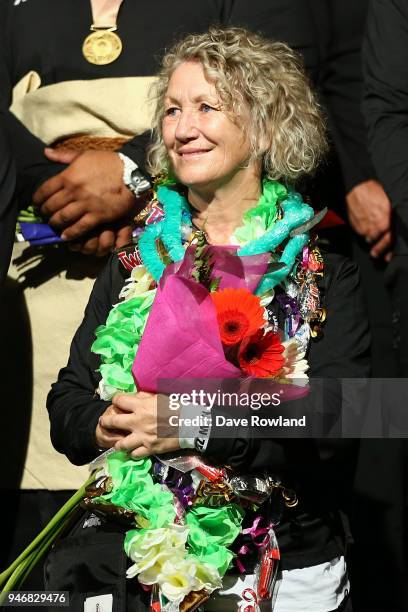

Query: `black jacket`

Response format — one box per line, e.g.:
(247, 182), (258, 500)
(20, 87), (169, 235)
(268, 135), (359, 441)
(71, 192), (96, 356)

(48, 249), (370, 569)
(229, 0), (375, 197)
(363, 0), (408, 255)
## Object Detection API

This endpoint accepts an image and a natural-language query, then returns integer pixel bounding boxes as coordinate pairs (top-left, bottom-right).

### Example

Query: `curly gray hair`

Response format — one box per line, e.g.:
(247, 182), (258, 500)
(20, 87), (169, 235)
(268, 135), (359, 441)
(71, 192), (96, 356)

(147, 27), (327, 183)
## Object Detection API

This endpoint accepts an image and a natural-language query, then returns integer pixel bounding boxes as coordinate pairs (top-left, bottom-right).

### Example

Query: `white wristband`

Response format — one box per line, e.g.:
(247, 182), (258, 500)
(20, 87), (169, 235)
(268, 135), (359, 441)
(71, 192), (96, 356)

(118, 152), (137, 184)
(117, 152), (151, 196)
(178, 403), (212, 451)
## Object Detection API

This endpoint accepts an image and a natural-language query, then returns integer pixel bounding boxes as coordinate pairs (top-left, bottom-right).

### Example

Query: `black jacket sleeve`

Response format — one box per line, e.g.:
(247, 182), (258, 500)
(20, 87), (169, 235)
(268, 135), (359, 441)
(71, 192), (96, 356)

(310, 0), (375, 193)
(0, 1), (66, 203)
(3, 113), (67, 204)
(118, 131), (153, 177)
(363, 0), (408, 253)
(205, 256), (370, 482)
(0, 117), (16, 286)
(47, 256), (126, 465)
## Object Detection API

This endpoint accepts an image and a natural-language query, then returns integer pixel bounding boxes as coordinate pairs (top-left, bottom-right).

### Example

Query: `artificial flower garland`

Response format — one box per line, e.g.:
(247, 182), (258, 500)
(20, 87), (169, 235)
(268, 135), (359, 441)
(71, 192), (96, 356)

(90, 451), (244, 606)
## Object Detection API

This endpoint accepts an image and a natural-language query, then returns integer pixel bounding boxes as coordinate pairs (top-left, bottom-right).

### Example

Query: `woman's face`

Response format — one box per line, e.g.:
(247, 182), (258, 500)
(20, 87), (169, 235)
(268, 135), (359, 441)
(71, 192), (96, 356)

(162, 61), (255, 191)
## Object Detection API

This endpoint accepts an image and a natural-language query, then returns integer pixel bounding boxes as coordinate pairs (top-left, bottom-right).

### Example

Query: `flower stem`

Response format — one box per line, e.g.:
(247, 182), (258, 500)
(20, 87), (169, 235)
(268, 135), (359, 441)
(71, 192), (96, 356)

(0, 474), (95, 591)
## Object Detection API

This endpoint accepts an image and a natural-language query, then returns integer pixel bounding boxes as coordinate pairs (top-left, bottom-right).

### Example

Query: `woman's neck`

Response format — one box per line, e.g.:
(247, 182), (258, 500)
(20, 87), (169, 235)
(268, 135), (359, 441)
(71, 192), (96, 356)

(188, 166), (261, 245)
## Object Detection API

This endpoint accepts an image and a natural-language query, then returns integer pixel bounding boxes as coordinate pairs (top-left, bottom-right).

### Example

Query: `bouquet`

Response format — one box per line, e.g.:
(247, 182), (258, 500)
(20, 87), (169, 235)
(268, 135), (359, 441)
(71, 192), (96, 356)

(133, 243), (309, 393)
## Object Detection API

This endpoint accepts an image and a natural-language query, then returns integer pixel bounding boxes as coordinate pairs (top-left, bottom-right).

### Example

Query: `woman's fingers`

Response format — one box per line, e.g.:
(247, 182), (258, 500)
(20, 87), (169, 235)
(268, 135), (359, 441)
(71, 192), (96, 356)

(112, 391), (155, 412)
(95, 403), (131, 448)
(95, 424), (124, 449)
(98, 412), (135, 432)
(114, 432), (179, 455)
(98, 393), (180, 455)
(130, 446), (150, 458)
(114, 432), (145, 452)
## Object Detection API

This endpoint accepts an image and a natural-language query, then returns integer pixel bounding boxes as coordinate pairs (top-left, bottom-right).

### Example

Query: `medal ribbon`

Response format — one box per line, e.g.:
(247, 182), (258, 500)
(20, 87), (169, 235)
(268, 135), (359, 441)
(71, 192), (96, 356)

(90, 0), (124, 28)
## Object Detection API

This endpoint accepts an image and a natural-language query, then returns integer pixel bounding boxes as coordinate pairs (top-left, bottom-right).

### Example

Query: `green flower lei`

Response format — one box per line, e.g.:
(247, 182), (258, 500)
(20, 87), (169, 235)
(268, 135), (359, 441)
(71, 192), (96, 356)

(94, 451), (244, 596)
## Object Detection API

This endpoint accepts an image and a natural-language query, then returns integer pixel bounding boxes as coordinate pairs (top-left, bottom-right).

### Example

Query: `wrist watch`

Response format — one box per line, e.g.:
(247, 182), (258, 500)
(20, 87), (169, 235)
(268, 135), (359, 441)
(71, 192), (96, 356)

(118, 153), (152, 197)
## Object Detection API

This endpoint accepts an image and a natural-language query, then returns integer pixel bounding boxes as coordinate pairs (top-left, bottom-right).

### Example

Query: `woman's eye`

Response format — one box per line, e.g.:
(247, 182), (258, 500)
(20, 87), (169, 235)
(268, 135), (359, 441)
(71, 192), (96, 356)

(165, 107), (180, 117)
(200, 103), (215, 113)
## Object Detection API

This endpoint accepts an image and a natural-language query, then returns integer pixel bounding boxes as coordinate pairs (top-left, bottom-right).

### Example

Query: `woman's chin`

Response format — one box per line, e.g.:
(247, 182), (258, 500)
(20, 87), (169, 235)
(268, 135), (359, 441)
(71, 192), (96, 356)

(175, 171), (219, 191)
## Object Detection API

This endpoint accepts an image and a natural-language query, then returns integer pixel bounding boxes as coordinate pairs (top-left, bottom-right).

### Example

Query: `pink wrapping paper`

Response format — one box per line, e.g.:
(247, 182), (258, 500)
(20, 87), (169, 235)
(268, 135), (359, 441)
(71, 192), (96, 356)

(132, 247), (271, 392)
(132, 273), (241, 392)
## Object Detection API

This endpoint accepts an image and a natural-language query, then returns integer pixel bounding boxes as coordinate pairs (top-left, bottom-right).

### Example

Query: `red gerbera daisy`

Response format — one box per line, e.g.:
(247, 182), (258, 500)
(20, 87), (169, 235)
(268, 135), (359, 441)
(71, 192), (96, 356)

(238, 330), (285, 377)
(211, 288), (265, 346)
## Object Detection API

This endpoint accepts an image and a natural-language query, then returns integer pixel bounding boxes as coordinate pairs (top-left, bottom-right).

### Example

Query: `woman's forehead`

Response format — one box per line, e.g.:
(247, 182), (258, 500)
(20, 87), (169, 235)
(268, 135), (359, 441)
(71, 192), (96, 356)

(165, 61), (219, 102)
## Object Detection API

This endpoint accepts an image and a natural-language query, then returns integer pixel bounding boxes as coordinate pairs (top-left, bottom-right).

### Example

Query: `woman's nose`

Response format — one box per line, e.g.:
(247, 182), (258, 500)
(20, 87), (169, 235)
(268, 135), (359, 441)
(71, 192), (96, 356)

(175, 109), (200, 141)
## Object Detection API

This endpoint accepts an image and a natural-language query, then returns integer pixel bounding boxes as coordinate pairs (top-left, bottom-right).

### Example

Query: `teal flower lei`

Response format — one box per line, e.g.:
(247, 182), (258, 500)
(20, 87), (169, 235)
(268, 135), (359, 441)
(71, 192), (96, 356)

(138, 179), (314, 294)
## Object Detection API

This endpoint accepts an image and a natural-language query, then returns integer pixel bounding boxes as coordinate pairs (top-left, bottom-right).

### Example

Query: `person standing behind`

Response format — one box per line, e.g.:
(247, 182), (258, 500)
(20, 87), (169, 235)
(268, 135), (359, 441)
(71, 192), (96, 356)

(0, 0), (230, 588)
(363, 0), (408, 377)
(229, 3), (401, 611)
(363, 2), (408, 610)
(229, 0), (396, 377)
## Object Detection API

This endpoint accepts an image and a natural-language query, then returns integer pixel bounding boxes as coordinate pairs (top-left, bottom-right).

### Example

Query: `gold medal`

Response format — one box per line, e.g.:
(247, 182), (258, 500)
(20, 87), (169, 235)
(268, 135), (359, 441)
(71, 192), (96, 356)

(82, 28), (122, 65)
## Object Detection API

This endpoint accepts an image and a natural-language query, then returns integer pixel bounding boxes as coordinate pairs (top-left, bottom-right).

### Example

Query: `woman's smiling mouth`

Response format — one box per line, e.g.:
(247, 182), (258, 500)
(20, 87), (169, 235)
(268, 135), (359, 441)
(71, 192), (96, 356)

(177, 148), (212, 158)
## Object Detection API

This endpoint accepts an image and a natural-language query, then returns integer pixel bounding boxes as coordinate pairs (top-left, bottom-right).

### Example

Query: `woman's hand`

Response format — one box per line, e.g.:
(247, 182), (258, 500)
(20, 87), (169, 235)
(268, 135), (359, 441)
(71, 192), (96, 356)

(98, 391), (180, 458)
(95, 403), (130, 449)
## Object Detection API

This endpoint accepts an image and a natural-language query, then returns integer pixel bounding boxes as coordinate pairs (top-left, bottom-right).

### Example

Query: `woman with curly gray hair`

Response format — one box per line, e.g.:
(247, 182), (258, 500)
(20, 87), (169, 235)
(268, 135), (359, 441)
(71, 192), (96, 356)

(47, 27), (367, 611)
(148, 26), (327, 185)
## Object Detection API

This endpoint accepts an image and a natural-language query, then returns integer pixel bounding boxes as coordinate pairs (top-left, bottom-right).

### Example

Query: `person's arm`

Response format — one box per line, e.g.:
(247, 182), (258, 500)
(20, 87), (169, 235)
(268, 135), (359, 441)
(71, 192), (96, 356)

(2, 86), (149, 250)
(204, 257), (370, 476)
(317, 0), (374, 192)
(47, 256), (126, 465)
(0, 1), (66, 204)
(31, 138), (151, 256)
(313, 0), (392, 257)
(0, 118), (16, 285)
(363, 0), (408, 254)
